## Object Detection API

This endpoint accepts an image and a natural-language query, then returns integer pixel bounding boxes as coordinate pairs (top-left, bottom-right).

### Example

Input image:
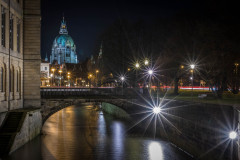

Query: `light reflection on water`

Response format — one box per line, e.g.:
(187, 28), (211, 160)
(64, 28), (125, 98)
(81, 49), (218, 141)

(148, 142), (163, 160)
(4, 105), (193, 160)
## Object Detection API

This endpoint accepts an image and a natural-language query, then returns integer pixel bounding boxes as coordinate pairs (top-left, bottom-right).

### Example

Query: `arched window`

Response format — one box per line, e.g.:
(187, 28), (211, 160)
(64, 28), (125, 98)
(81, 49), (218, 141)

(17, 69), (21, 93)
(0, 67), (3, 92)
(16, 70), (19, 92)
(66, 46), (70, 57)
(10, 67), (14, 92)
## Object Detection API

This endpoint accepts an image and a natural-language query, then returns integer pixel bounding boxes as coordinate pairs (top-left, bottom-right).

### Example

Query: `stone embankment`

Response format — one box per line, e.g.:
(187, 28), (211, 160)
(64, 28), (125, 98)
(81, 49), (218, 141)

(101, 99), (239, 160)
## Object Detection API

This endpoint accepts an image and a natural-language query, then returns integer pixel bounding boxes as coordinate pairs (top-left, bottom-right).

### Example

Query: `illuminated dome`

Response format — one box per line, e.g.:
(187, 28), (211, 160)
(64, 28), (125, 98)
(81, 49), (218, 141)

(54, 35), (75, 48)
(50, 17), (78, 64)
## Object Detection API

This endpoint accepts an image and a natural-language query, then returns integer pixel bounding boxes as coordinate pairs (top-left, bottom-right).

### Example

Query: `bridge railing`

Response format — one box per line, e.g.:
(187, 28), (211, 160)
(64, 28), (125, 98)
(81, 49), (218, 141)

(40, 87), (139, 98)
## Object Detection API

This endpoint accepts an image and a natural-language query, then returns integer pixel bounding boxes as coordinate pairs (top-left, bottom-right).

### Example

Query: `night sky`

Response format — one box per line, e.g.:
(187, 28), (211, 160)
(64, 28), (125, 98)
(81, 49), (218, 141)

(41, 0), (234, 62)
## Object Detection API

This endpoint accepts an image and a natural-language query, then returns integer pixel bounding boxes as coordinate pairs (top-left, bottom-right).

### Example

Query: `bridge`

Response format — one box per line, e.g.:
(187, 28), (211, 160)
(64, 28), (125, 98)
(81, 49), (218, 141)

(40, 88), (239, 160)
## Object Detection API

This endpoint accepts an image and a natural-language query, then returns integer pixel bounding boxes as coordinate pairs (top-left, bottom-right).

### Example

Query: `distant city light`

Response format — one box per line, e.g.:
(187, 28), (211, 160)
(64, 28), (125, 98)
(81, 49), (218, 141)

(120, 76), (125, 81)
(229, 131), (237, 140)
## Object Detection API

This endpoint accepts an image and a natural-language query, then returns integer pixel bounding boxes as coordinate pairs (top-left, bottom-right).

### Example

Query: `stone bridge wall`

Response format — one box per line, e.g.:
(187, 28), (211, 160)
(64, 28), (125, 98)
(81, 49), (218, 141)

(41, 98), (136, 124)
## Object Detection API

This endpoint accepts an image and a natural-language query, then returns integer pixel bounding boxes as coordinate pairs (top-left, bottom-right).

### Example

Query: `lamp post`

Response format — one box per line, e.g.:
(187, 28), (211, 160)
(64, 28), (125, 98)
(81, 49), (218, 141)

(148, 69), (153, 87)
(120, 76), (125, 95)
(50, 74), (53, 86)
(235, 63), (239, 74)
(67, 75), (70, 87)
(190, 64), (195, 99)
(51, 68), (55, 86)
(144, 59), (149, 66)
(180, 65), (184, 88)
(96, 70), (99, 87)
(67, 72), (71, 87)
(59, 70), (62, 87)
(89, 74), (92, 88)
(135, 62), (140, 87)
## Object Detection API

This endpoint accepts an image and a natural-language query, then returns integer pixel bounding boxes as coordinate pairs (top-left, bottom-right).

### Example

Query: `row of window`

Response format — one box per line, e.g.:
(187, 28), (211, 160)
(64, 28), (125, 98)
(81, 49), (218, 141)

(1, 6), (21, 53)
(0, 65), (21, 94)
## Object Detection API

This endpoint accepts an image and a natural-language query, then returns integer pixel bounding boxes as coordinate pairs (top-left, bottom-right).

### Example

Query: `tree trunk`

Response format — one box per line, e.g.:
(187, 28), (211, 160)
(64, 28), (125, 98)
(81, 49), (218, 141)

(174, 78), (179, 95)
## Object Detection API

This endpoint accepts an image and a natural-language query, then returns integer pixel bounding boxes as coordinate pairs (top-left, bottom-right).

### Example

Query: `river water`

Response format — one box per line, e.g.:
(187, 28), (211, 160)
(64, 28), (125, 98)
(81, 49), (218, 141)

(4, 104), (193, 160)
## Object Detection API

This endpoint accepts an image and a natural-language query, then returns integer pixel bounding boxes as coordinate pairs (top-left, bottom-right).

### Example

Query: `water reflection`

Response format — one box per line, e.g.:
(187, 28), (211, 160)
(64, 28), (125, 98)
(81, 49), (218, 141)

(112, 122), (124, 160)
(148, 142), (163, 160)
(5, 105), (193, 160)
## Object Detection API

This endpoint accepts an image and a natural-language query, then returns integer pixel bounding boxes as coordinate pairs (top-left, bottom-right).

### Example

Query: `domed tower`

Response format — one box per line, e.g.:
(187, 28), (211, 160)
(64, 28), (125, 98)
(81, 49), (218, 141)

(50, 17), (78, 64)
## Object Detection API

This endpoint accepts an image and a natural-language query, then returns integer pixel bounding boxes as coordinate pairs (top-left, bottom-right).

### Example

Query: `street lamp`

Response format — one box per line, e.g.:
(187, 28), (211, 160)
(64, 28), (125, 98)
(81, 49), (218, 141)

(51, 68), (55, 86)
(120, 76), (125, 95)
(148, 69), (153, 75)
(147, 69), (154, 89)
(135, 62), (140, 88)
(190, 64), (195, 99)
(89, 74), (93, 88)
(50, 74), (53, 86)
(135, 62), (140, 69)
(153, 107), (161, 114)
(67, 75), (70, 87)
(190, 64), (195, 69)
(180, 65), (184, 87)
(229, 131), (237, 140)
(144, 59), (149, 66)
(234, 63), (239, 74)
(59, 70), (62, 87)
(96, 70), (99, 87)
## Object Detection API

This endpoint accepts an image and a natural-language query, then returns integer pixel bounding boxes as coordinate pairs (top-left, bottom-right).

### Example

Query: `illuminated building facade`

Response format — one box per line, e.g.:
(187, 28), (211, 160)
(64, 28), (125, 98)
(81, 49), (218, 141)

(50, 17), (78, 65)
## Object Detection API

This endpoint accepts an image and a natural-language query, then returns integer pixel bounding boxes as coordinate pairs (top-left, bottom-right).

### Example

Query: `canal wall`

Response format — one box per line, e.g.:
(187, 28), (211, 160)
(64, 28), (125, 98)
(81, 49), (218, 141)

(101, 102), (131, 120)
(9, 109), (42, 154)
(102, 100), (238, 160)
(0, 112), (7, 127)
(235, 106), (240, 159)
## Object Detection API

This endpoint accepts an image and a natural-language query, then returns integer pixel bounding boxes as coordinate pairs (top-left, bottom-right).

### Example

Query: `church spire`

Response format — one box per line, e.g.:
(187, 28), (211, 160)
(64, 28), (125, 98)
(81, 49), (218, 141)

(59, 16), (68, 34)
(45, 53), (48, 62)
(98, 42), (103, 59)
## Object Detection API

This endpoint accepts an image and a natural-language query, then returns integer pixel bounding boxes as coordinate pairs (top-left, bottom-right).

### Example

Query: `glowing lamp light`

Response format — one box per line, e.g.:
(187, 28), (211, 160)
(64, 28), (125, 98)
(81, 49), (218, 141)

(135, 63), (140, 68)
(148, 69), (153, 75)
(229, 131), (237, 140)
(120, 76), (125, 81)
(190, 64), (195, 69)
(144, 60), (149, 65)
(153, 107), (161, 114)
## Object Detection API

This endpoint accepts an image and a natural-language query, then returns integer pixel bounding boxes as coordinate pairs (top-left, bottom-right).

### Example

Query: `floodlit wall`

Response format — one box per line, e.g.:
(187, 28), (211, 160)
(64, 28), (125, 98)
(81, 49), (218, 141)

(0, 0), (24, 112)
(23, 0), (41, 108)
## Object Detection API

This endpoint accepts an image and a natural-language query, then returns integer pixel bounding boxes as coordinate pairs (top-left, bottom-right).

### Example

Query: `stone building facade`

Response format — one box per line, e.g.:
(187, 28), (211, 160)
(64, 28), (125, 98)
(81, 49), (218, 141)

(0, 0), (24, 112)
(40, 60), (50, 87)
(0, 0), (41, 115)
